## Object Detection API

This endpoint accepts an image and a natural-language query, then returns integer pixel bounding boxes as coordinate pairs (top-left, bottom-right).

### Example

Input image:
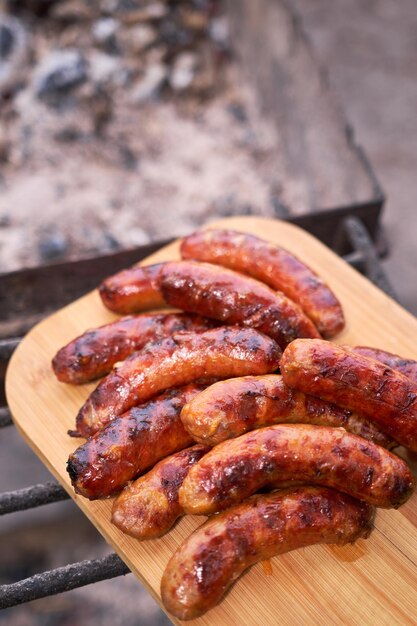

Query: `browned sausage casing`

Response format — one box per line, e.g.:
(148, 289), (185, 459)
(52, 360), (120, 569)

(179, 424), (415, 514)
(180, 374), (393, 448)
(99, 263), (165, 314)
(111, 444), (209, 538)
(75, 327), (281, 437)
(161, 487), (374, 620)
(67, 386), (203, 499)
(281, 339), (417, 452)
(180, 229), (345, 338)
(159, 261), (320, 349)
(52, 313), (215, 384)
(352, 346), (417, 384)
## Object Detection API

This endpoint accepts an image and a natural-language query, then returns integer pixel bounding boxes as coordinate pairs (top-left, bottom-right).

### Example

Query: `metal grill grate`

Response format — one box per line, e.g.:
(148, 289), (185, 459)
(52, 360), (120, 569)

(0, 215), (394, 610)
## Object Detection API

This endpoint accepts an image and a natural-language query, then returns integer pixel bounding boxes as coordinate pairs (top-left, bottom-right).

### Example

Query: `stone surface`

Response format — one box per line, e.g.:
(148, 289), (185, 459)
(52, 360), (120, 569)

(39, 231), (69, 261)
(209, 15), (229, 48)
(0, 15), (29, 96)
(88, 51), (123, 85)
(51, 0), (97, 22)
(92, 17), (119, 53)
(124, 23), (157, 53)
(33, 49), (88, 100)
(0, 22), (14, 57)
(118, 2), (169, 25)
(181, 8), (209, 32)
(169, 51), (197, 91)
(131, 61), (168, 102)
(0, 125), (10, 163)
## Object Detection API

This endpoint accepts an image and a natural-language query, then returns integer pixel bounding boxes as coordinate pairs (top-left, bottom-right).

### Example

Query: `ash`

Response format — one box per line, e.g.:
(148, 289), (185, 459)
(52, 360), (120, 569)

(0, 0), (283, 273)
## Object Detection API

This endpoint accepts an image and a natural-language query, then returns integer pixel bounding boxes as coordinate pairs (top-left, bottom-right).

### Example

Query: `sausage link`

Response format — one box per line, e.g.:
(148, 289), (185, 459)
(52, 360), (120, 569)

(161, 487), (374, 620)
(99, 263), (165, 314)
(179, 424), (415, 514)
(52, 313), (215, 384)
(75, 327), (281, 437)
(111, 444), (209, 538)
(160, 261), (320, 349)
(180, 374), (393, 448)
(181, 229), (344, 338)
(281, 339), (417, 452)
(67, 386), (202, 499)
(351, 346), (417, 384)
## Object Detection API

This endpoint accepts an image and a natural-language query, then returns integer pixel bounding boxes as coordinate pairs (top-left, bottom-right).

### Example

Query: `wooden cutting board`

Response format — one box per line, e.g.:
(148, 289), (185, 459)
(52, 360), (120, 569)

(6, 217), (417, 625)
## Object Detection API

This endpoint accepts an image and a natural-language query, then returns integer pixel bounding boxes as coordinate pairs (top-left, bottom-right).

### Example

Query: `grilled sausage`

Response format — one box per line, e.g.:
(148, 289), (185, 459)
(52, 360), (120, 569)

(351, 346), (417, 384)
(75, 327), (281, 437)
(180, 374), (393, 448)
(99, 263), (165, 314)
(180, 229), (345, 338)
(281, 339), (417, 452)
(159, 261), (320, 349)
(161, 487), (374, 620)
(52, 313), (215, 384)
(111, 444), (209, 538)
(179, 424), (415, 514)
(67, 386), (203, 499)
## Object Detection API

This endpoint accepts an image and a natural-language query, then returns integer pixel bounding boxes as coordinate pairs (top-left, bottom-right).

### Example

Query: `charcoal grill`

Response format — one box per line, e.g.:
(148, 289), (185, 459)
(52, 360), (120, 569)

(0, 210), (396, 611)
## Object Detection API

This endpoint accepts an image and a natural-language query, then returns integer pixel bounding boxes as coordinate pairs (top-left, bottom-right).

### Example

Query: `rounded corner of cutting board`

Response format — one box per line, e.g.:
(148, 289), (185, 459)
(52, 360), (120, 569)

(4, 215), (417, 625)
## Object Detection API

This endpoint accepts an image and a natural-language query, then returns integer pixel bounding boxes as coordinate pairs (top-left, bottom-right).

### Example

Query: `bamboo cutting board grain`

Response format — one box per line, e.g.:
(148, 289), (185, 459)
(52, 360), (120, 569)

(6, 217), (417, 625)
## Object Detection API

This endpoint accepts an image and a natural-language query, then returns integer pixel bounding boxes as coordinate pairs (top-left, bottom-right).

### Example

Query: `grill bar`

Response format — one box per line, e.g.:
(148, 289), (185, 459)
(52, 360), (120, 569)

(0, 482), (69, 515)
(0, 554), (130, 609)
(0, 408), (13, 428)
(0, 338), (20, 361)
(343, 216), (397, 299)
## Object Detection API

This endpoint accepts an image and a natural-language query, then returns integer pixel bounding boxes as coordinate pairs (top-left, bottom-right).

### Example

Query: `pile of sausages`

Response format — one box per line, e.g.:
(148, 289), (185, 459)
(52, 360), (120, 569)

(52, 228), (417, 620)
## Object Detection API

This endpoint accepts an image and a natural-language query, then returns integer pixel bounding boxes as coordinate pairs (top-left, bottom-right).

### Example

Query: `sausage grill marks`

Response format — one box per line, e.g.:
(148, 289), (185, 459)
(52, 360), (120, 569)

(159, 261), (320, 349)
(75, 326), (281, 438)
(281, 339), (417, 453)
(180, 228), (345, 338)
(179, 424), (415, 514)
(67, 386), (203, 499)
(161, 487), (374, 620)
(52, 313), (216, 384)
(180, 374), (394, 448)
(351, 346), (417, 385)
(111, 444), (209, 539)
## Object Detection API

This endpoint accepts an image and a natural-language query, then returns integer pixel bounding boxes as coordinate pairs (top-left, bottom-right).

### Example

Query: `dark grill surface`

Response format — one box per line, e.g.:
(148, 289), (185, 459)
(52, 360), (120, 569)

(0, 214), (393, 610)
